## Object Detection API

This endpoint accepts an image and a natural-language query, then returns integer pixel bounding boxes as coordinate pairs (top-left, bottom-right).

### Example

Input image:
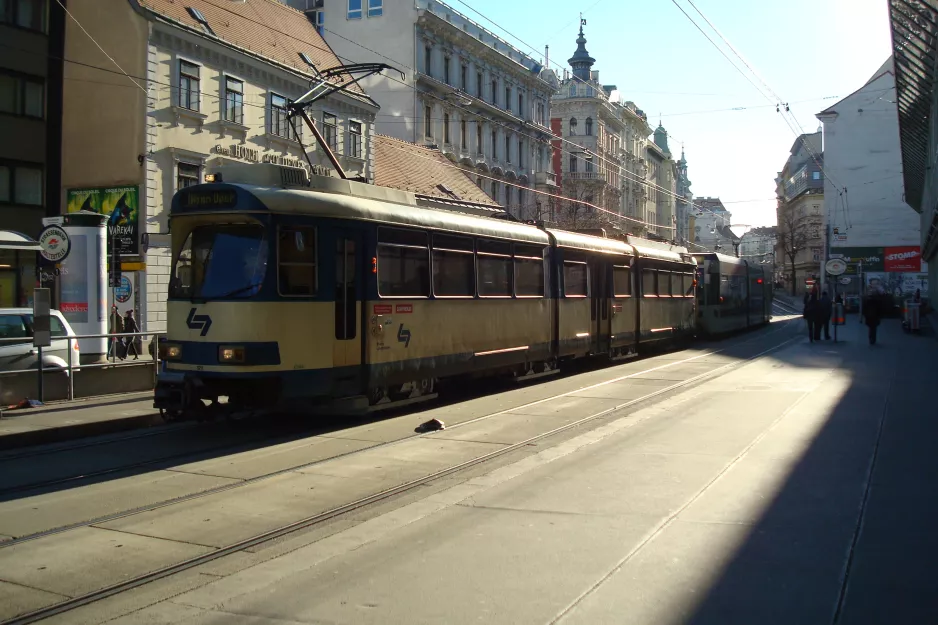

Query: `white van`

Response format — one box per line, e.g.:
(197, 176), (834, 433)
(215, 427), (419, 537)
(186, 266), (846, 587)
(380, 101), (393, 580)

(0, 309), (80, 374)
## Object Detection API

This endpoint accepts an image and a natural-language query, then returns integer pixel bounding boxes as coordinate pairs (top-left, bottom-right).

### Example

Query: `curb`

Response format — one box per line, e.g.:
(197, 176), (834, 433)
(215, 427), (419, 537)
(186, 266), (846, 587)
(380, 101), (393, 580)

(0, 410), (164, 452)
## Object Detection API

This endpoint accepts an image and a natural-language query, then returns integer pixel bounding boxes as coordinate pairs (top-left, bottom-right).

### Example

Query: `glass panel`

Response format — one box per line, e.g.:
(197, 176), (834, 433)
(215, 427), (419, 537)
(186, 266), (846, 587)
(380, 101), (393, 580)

(658, 272), (670, 296)
(24, 80), (42, 117)
(378, 244), (428, 297)
(433, 233), (473, 252)
(278, 226), (316, 297)
(478, 255), (511, 296)
(515, 258), (543, 297)
(0, 74), (17, 114)
(0, 166), (10, 202)
(367, 0), (382, 16)
(0, 314), (27, 338)
(379, 227), (427, 248)
(26, 314), (66, 337)
(477, 238), (510, 255)
(432, 249), (474, 296)
(347, 0), (362, 18)
(684, 273), (695, 297)
(14, 166), (42, 205)
(613, 266), (630, 296)
(672, 273), (683, 296)
(564, 262), (588, 297)
(642, 269), (656, 296)
(170, 225), (268, 299)
(335, 239), (356, 340)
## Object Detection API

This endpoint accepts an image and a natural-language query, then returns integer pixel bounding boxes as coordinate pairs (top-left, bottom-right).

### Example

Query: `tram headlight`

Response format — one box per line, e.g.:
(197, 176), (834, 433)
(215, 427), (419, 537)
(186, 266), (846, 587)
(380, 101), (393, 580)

(164, 343), (183, 360)
(218, 346), (245, 363)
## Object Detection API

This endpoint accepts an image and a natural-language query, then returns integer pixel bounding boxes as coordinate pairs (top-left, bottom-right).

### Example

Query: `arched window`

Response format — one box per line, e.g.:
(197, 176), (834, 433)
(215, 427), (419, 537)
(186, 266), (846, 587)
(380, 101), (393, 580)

(585, 117), (593, 136)
(569, 117), (577, 135)
(569, 155), (577, 173)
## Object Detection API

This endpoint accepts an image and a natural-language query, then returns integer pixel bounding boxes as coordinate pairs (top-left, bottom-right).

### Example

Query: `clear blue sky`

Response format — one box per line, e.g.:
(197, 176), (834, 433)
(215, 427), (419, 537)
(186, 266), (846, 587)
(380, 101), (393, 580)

(456, 0), (893, 228)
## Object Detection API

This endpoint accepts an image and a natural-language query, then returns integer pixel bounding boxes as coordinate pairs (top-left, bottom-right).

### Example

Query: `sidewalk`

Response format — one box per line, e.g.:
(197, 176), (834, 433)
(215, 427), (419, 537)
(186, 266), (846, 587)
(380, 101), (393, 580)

(0, 391), (162, 451)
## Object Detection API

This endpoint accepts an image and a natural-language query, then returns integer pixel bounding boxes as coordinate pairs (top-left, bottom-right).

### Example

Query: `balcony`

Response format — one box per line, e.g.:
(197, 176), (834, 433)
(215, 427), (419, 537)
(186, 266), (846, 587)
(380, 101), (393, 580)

(535, 171), (557, 187)
(566, 171), (606, 182)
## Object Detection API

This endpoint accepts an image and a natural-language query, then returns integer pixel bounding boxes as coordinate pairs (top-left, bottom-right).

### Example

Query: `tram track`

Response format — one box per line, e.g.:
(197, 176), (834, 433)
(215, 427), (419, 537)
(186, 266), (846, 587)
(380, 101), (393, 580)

(1, 320), (801, 625)
(0, 320), (797, 549)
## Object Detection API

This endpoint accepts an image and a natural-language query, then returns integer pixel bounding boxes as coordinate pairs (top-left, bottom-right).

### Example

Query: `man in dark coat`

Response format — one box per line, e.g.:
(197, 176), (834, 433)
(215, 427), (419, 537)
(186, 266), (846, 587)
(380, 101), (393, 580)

(862, 289), (883, 345)
(818, 291), (833, 340)
(804, 292), (819, 343)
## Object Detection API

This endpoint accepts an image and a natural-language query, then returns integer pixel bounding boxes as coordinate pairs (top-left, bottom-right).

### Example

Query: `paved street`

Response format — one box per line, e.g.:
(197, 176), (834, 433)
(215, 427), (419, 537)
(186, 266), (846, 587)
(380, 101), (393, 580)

(0, 315), (932, 624)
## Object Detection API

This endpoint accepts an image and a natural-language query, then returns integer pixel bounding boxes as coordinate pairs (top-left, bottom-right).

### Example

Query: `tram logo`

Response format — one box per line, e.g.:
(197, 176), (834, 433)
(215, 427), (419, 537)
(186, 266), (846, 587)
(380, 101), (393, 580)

(397, 324), (411, 348)
(186, 308), (213, 337)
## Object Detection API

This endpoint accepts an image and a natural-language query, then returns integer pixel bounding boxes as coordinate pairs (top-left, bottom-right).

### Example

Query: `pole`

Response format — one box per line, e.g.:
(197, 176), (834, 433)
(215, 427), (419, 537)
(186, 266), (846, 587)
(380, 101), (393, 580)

(37, 345), (43, 402)
(833, 276), (838, 344)
(823, 222), (831, 296)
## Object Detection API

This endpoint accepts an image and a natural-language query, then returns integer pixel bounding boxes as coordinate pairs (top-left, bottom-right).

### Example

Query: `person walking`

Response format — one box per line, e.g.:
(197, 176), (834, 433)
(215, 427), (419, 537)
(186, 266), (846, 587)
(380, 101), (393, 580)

(862, 288), (883, 345)
(804, 291), (819, 343)
(108, 305), (124, 361)
(818, 291), (833, 340)
(123, 309), (140, 360)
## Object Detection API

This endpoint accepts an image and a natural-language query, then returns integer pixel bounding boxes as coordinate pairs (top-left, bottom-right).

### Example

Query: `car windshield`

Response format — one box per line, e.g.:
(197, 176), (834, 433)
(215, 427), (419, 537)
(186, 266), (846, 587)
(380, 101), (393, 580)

(170, 224), (268, 300)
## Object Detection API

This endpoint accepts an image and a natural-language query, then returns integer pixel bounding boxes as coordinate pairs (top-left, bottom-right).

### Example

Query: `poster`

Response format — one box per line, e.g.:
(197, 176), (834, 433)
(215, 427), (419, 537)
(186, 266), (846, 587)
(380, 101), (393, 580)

(884, 246), (922, 272)
(60, 234), (89, 324)
(66, 185), (140, 256)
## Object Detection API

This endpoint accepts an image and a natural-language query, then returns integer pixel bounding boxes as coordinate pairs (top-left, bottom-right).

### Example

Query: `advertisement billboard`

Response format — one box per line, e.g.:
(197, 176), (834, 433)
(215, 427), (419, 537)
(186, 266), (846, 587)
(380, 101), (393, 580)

(884, 246), (922, 272)
(66, 186), (140, 256)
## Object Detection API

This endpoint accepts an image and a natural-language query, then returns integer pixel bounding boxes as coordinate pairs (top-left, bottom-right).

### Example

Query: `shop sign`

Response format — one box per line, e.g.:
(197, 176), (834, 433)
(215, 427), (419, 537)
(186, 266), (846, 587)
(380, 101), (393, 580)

(115, 275), (133, 303)
(884, 246), (921, 272)
(213, 144), (331, 177)
(66, 186), (140, 256)
(831, 247), (884, 273)
(38, 225), (71, 263)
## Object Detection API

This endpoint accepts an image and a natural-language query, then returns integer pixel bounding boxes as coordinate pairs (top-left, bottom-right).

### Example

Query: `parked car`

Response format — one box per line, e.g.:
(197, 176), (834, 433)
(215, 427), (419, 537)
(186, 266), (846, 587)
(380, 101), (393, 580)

(0, 308), (80, 375)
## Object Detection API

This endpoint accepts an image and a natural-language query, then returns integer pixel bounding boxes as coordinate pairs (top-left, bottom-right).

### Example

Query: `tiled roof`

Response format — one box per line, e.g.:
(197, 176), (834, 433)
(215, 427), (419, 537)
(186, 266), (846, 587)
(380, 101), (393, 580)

(137, 0), (366, 95)
(374, 134), (501, 207)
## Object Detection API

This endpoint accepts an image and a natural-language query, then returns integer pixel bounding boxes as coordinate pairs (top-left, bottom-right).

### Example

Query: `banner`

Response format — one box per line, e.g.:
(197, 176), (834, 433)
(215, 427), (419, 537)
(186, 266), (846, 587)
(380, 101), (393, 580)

(66, 186), (140, 256)
(884, 246), (921, 272)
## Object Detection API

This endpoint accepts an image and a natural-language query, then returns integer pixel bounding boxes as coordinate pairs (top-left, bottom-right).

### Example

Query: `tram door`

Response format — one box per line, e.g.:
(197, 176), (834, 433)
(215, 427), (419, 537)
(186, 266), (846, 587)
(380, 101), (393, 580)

(333, 231), (363, 394)
(590, 261), (612, 354)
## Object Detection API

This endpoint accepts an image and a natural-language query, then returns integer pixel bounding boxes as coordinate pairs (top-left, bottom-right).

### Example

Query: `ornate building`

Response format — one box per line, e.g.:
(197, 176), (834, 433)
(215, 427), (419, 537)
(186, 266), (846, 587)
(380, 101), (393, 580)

(643, 124), (677, 239)
(548, 24), (624, 229)
(675, 149), (693, 245)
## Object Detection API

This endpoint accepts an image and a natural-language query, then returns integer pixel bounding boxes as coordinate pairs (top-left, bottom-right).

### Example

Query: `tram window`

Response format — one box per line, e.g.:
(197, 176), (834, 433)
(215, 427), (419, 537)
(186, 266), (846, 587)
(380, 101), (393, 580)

(514, 243), (544, 259)
(478, 254), (512, 297)
(278, 226), (316, 297)
(563, 261), (588, 297)
(477, 238), (512, 256)
(672, 272), (683, 297)
(642, 269), (657, 297)
(433, 249), (474, 296)
(685, 273), (695, 297)
(515, 257), (544, 297)
(613, 266), (631, 297)
(433, 233), (474, 252)
(658, 272), (671, 297)
(378, 228), (429, 297)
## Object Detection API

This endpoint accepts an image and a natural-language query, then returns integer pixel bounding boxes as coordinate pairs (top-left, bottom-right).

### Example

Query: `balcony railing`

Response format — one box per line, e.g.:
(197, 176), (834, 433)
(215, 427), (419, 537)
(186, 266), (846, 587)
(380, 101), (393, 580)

(565, 171), (606, 182)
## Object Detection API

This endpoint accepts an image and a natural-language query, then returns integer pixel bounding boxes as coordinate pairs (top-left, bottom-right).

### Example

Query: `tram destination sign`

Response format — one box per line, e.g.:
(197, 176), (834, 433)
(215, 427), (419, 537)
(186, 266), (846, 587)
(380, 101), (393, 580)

(179, 189), (238, 210)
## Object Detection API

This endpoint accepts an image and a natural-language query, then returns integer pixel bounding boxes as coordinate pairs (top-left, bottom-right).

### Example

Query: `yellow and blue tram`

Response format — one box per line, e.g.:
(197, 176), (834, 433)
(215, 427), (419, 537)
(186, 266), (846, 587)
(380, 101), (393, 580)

(154, 163), (765, 419)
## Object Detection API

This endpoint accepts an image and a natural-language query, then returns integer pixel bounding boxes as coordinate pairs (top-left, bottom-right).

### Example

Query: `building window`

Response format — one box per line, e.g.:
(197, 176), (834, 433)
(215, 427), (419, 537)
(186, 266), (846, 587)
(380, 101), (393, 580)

(0, 163), (43, 205)
(812, 171), (821, 180)
(224, 76), (243, 124)
(443, 113), (451, 144)
(569, 155), (577, 173)
(424, 105), (432, 138)
(505, 136), (511, 164)
(518, 93), (523, 117)
(178, 60), (200, 111)
(444, 56), (451, 85)
(476, 71), (483, 98)
(310, 9), (324, 35)
(491, 79), (498, 104)
(367, 0), (382, 17)
(323, 112), (338, 151)
(491, 130), (496, 158)
(586, 86), (594, 97)
(476, 123), (483, 155)
(186, 7), (215, 36)
(177, 162), (200, 190)
(460, 119), (467, 148)
(0, 72), (44, 118)
(585, 156), (593, 173)
(585, 117), (593, 136)
(348, 121), (362, 158)
(424, 45), (432, 76)
(518, 138), (523, 169)
(348, 0), (362, 19)
(460, 64), (467, 90)
(1, 0), (45, 31)
(569, 84), (576, 97)
(505, 85), (511, 111)
(569, 117), (577, 135)
(269, 93), (294, 140)
(491, 181), (499, 202)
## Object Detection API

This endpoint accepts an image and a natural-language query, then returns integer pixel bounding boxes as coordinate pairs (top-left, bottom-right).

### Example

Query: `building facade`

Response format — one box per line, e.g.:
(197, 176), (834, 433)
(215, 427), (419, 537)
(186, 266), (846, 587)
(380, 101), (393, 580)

(0, 0), (65, 307)
(61, 0), (378, 334)
(290, 0), (556, 219)
(816, 58), (926, 301)
(618, 100), (652, 234)
(691, 197), (733, 252)
(674, 149), (693, 246)
(775, 132), (824, 295)
(643, 124), (676, 240)
(549, 25), (624, 229)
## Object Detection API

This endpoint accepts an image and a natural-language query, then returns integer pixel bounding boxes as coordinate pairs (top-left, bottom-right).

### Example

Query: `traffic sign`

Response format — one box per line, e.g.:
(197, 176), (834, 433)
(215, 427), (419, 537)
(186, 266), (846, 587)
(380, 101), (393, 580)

(38, 226), (71, 263)
(825, 258), (847, 276)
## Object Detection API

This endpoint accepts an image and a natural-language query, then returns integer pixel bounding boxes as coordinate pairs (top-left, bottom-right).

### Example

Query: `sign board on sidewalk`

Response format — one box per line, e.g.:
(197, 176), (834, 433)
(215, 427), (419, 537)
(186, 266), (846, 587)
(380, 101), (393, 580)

(32, 288), (51, 347)
(825, 258), (847, 276)
(38, 226), (71, 263)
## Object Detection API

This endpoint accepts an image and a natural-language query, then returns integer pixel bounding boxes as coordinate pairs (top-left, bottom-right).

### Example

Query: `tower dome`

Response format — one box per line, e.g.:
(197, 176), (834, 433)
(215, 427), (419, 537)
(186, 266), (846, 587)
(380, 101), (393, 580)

(568, 22), (596, 81)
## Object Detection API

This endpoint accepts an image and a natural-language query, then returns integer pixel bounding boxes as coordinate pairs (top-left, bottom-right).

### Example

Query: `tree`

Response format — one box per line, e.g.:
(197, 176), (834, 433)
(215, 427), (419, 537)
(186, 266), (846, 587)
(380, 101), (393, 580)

(553, 184), (607, 231)
(777, 205), (808, 297)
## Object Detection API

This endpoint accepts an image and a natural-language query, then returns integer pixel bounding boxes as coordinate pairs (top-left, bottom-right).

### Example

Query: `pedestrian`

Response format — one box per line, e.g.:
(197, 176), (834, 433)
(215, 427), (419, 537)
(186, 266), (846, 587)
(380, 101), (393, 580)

(914, 288), (922, 304)
(818, 291), (832, 340)
(862, 288), (882, 345)
(108, 305), (124, 361)
(123, 309), (140, 360)
(804, 291), (819, 343)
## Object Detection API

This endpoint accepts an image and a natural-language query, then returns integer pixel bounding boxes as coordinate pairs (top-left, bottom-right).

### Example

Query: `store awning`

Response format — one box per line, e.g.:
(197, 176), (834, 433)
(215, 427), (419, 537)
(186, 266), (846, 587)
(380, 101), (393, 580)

(889, 0), (938, 213)
(0, 231), (41, 251)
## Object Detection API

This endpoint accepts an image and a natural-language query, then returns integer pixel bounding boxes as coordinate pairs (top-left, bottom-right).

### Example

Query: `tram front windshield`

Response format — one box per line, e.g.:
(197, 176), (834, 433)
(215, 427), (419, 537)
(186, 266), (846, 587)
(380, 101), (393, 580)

(170, 224), (268, 300)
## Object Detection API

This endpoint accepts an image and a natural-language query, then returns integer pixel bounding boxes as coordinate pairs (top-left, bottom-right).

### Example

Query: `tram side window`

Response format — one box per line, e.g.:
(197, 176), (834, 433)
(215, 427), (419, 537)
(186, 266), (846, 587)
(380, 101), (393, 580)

(642, 269), (657, 297)
(378, 228), (430, 297)
(278, 226), (316, 297)
(432, 233), (474, 297)
(478, 238), (512, 297)
(672, 271), (684, 297)
(684, 273), (695, 298)
(658, 271), (671, 297)
(563, 261), (588, 297)
(515, 243), (544, 297)
(613, 266), (631, 297)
